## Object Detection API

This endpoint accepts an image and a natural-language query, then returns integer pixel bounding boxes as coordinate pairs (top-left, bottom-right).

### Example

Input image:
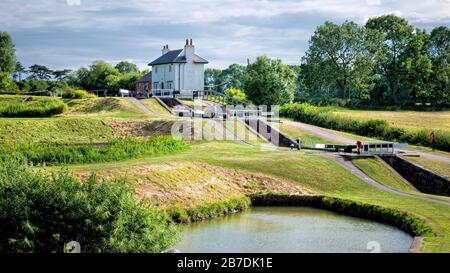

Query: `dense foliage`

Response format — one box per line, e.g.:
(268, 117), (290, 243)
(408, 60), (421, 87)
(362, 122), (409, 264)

(280, 103), (450, 152)
(0, 156), (179, 253)
(300, 15), (450, 107)
(0, 96), (67, 117)
(0, 136), (188, 166)
(62, 89), (96, 99)
(244, 56), (296, 106)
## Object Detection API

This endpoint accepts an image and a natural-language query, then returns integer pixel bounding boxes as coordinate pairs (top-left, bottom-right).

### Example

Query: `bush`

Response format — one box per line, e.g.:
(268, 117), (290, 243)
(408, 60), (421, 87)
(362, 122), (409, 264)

(167, 197), (251, 223)
(0, 155), (179, 253)
(0, 136), (188, 166)
(0, 96), (67, 117)
(280, 103), (450, 152)
(62, 89), (96, 99)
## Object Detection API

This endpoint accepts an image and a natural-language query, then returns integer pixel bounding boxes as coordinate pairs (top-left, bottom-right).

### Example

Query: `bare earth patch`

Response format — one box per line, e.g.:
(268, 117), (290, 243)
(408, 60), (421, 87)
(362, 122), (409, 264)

(74, 162), (312, 208)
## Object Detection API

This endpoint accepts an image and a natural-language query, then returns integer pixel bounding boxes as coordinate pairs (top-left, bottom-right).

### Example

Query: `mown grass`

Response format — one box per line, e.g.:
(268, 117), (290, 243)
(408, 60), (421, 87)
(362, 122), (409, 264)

(65, 141), (450, 252)
(140, 98), (171, 115)
(0, 95), (67, 117)
(352, 157), (417, 193)
(65, 97), (148, 118)
(278, 121), (341, 147)
(331, 108), (450, 131)
(0, 136), (188, 166)
(0, 117), (116, 144)
(403, 157), (450, 179)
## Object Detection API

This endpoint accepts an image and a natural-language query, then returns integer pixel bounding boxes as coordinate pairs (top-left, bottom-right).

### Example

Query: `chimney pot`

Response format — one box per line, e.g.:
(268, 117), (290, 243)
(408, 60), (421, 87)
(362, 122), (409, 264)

(186, 39), (189, 45)
(190, 38), (193, 45)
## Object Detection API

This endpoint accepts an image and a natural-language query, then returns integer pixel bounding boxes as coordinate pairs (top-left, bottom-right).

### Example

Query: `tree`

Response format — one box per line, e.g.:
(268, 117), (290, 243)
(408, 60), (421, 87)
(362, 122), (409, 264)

(0, 32), (16, 74)
(14, 61), (26, 81)
(365, 15), (415, 103)
(0, 72), (18, 92)
(204, 68), (223, 90)
(220, 64), (247, 92)
(244, 56), (296, 105)
(225, 88), (247, 102)
(72, 61), (120, 91)
(428, 26), (450, 105)
(52, 69), (72, 81)
(28, 64), (53, 80)
(302, 21), (375, 99)
(115, 61), (139, 74)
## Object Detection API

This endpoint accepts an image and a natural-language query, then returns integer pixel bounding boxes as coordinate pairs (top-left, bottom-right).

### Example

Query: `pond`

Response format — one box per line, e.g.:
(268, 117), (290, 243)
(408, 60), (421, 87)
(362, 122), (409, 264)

(175, 207), (413, 253)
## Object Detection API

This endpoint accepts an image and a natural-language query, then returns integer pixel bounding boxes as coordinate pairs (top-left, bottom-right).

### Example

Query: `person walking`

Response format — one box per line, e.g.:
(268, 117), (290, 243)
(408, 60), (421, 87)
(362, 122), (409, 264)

(430, 130), (436, 151)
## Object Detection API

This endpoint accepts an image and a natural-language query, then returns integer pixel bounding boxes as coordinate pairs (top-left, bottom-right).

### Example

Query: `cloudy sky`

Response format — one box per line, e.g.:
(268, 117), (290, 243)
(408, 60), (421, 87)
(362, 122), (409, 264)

(1, 0), (449, 70)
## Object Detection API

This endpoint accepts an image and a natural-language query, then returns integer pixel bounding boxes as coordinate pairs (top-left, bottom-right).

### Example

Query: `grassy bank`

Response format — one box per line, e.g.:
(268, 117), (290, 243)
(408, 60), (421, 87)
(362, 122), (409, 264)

(251, 194), (432, 237)
(0, 136), (188, 166)
(0, 95), (67, 117)
(280, 103), (450, 152)
(65, 141), (450, 252)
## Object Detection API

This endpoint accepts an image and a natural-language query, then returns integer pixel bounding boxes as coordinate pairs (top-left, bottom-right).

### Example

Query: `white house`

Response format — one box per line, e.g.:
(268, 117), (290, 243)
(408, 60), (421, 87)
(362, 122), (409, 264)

(148, 39), (208, 95)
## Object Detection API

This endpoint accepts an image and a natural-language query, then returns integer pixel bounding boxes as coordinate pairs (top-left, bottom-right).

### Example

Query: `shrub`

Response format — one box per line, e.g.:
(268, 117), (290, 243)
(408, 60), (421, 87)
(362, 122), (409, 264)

(167, 197), (251, 223)
(0, 96), (67, 117)
(62, 89), (96, 99)
(280, 103), (450, 152)
(0, 155), (179, 253)
(0, 136), (188, 166)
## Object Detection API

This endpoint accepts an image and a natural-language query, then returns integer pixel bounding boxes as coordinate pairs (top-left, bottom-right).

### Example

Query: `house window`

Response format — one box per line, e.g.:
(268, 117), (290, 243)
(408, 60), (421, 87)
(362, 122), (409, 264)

(154, 67), (158, 73)
(167, 81), (173, 89)
(169, 65), (172, 72)
(153, 82), (159, 89)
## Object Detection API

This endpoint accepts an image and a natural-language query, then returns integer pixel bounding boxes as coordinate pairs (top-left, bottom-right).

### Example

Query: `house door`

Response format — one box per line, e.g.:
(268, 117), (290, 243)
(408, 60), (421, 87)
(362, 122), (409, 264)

(161, 82), (164, 89)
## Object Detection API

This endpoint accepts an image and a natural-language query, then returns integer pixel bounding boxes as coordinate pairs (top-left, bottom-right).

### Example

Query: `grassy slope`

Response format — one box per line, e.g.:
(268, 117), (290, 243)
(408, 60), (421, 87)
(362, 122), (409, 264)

(331, 108), (450, 131)
(66, 141), (450, 252)
(278, 121), (341, 146)
(405, 157), (450, 179)
(0, 97), (179, 144)
(140, 98), (171, 115)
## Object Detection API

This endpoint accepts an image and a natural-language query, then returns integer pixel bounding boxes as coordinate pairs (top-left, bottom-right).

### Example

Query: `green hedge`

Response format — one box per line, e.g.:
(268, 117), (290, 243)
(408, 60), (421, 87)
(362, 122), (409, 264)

(0, 156), (179, 253)
(251, 194), (433, 236)
(0, 136), (188, 166)
(0, 97), (67, 117)
(280, 103), (450, 152)
(167, 197), (251, 223)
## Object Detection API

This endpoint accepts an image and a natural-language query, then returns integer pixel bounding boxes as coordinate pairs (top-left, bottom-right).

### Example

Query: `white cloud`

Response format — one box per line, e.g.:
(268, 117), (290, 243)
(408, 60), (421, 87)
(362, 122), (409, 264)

(1, 0), (449, 69)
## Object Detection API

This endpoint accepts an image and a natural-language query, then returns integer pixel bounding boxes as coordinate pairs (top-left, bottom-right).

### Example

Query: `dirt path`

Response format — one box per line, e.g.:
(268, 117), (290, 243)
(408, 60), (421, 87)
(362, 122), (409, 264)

(283, 120), (450, 164)
(319, 153), (450, 207)
(128, 97), (155, 116)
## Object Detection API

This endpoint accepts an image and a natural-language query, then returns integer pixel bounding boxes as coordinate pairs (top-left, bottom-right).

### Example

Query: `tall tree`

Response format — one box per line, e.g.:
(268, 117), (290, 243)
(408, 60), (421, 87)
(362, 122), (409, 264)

(52, 69), (73, 81)
(14, 61), (26, 81)
(365, 15), (415, 103)
(244, 56), (296, 106)
(28, 64), (53, 80)
(302, 21), (376, 99)
(115, 61), (139, 74)
(0, 32), (16, 74)
(428, 26), (450, 105)
(204, 68), (223, 90)
(220, 64), (247, 92)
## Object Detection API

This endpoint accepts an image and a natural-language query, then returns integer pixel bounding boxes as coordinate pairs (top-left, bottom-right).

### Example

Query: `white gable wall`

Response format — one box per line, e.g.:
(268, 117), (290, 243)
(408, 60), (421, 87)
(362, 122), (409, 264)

(152, 64), (175, 89)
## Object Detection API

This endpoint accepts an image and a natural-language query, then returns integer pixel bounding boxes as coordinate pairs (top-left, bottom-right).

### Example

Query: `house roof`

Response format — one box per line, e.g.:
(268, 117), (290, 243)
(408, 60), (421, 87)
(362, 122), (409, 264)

(136, 71), (152, 83)
(148, 49), (208, 66)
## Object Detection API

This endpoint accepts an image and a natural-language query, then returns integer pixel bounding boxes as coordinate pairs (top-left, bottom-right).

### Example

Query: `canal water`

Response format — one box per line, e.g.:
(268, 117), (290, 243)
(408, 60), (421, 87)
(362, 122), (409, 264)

(175, 207), (413, 253)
